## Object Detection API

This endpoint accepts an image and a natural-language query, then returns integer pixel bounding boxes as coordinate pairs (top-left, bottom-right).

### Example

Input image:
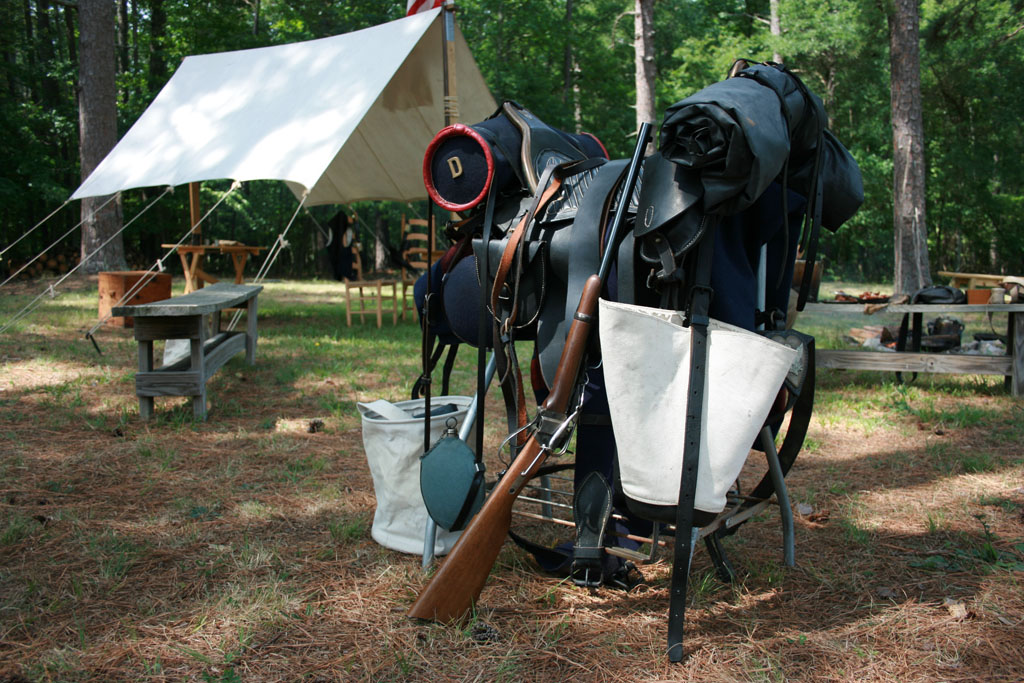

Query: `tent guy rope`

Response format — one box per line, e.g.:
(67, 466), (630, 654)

(227, 193), (308, 331)
(0, 198), (72, 259)
(0, 194), (119, 290)
(0, 187), (172, 336)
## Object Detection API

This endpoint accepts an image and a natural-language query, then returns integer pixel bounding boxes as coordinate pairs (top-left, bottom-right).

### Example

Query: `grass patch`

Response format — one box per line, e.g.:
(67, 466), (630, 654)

(977, 495), (1021, 513)
(328, 515), (369, 544)
(86, 529), (143, 581)
(1, 513), (36, 546)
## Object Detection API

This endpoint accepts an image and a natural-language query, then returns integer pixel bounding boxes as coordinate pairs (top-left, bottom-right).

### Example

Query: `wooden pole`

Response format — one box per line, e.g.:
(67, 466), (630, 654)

(189, 181), (203, 289)
(442, 1), (458, 127)
(189, 182), (202, 243)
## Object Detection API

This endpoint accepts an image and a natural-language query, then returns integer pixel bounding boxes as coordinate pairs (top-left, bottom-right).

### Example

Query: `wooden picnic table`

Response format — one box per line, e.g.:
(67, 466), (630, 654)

(938, 271), (1024, 290)
(162, 242), (266, 293)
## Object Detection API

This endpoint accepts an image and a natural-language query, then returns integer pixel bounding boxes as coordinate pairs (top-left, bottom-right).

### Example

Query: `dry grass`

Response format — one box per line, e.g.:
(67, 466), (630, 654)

(1, 275), (1022, 682)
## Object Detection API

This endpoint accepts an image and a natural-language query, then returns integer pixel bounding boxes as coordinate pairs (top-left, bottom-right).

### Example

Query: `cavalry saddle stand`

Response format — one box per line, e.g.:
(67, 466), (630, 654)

(415, 93), (832, 662)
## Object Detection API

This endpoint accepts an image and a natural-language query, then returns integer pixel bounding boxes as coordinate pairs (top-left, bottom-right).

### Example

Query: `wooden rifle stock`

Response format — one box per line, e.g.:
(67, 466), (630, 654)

(407, 275), (602, 623)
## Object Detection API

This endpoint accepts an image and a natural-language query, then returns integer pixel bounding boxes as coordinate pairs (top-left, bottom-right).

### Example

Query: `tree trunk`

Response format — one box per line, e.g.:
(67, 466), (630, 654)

(562, 0), (574, 107)
(79, 0), (125, 274)
(36, 0), (60, 107)
(562, 0), (583, 132)
(634, 0), (656, 135)
(64, 3), (76, 64)
(769, 0), (783, 64)
(148, 0), (167, 90)
(888, 0), (931, 295)
(117, 0), (128, 75)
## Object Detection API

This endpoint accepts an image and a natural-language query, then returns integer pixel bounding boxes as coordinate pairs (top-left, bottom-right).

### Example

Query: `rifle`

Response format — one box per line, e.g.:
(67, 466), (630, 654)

(408, 122), (652, 623)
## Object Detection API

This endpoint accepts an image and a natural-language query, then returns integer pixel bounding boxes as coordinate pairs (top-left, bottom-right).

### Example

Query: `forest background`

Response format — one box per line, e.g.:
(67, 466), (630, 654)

(1, 0), (1022, 284)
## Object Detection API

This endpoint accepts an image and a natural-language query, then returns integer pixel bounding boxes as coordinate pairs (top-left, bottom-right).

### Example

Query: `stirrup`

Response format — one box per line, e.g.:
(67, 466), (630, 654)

(571, 471), (613, 587)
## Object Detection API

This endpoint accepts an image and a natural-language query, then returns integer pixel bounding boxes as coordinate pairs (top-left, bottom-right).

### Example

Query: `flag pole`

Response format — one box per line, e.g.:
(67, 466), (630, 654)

(421, 1), (459, 446)
(421, 1), (460, 564)
(442, 0), (458, 130)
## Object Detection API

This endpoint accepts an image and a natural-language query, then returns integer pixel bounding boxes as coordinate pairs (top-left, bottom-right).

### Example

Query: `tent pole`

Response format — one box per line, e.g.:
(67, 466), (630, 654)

(189, 182), (202, 243)
(420, 2), (461, 519)
(189, 181), (205, 290)
(442, 1), (458, 129)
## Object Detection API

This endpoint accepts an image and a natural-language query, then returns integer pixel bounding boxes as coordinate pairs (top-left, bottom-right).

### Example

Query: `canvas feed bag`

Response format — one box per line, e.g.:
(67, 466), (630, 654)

(599, 299), (798, 514)
(357, 396), (473, 554)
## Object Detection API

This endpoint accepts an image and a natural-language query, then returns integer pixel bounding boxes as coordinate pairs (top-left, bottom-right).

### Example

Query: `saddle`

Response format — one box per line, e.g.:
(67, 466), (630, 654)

(415, 60), (864, 663)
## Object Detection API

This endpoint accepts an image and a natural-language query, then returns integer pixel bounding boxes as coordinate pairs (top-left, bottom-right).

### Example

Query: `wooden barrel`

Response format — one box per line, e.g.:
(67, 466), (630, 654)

(98, 271), (173, 327)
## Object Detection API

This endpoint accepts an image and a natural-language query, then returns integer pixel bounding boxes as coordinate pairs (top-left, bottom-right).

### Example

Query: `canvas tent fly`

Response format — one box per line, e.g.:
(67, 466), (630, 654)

(71, 8), (496, 205)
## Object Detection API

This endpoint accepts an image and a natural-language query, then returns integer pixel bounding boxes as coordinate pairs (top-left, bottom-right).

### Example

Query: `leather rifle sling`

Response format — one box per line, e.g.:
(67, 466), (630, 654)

(490, 159), (604, 439)
(490, 158), (606, 325)
(667, 221), (717, 662)
(487, 163), (563, 443)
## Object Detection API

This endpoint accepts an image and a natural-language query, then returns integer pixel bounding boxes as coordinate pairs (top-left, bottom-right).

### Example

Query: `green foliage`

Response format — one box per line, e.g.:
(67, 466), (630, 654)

(920, 0), (1024, 275)
(2, 0), (1023, 282)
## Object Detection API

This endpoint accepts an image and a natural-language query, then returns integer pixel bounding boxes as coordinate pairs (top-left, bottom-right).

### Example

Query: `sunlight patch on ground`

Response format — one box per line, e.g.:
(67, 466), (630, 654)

(1, 359), (94, 390)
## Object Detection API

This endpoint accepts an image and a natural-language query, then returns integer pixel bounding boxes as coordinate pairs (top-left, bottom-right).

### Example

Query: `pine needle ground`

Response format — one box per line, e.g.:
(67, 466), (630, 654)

(1, 276), (1022, 682)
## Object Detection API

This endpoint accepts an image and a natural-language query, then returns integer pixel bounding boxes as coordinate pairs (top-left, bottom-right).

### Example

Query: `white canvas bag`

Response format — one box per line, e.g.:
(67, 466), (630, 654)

(357, 396), (473, 554)
(599, 299), (798, 514)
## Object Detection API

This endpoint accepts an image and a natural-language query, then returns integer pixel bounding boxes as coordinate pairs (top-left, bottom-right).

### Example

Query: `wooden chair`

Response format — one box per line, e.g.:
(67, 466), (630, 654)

(345, 279), (397, 328)
(400, 216), (431, 321)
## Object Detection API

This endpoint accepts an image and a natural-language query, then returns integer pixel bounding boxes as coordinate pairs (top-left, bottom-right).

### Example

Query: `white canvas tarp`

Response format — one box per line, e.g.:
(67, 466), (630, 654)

(71, 9), (495, 206)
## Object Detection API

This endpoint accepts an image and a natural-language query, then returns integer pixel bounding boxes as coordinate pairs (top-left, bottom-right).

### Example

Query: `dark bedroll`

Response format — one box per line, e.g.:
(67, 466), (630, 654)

(410, 60), (863, 662)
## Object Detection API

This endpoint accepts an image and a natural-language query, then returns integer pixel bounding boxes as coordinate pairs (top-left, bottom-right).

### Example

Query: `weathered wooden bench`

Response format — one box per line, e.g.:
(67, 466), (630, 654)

(112, 283), (262, 420)
(804, 301), (1024, 397)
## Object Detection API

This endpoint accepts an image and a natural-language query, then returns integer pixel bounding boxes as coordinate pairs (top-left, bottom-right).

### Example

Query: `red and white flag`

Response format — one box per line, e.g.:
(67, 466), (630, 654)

(406, 0), (443, 16)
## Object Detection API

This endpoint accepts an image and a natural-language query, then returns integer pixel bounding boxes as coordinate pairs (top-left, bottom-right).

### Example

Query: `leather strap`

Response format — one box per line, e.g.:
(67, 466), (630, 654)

(451, 464), (485, 531)
(491, 158), (605, 442)
(491, 158), (605, 331)
(475, 182), (498, 461)
(490, 163), (564, 328)
(571, 471), (614, 587)
(796, 132), (825, 311)
(667, 221), (717, 662)
(493, 318), (528, 446)
(538, 159), (628, 386)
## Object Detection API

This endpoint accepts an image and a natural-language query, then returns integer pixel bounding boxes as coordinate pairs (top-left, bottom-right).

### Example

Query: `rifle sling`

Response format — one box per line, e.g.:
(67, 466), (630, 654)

(476, 182), (498, 462)
(491, 158), (605, 442)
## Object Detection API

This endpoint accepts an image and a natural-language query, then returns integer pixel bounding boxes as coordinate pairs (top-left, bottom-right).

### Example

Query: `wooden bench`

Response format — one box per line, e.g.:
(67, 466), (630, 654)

(112, 283), (262, 420)
(804, 302), (1024, 397)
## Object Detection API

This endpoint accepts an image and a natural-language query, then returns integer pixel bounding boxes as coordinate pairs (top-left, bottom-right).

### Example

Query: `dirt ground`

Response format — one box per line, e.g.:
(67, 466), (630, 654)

(1, 277), (1022, 682)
